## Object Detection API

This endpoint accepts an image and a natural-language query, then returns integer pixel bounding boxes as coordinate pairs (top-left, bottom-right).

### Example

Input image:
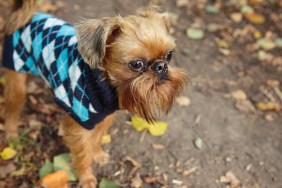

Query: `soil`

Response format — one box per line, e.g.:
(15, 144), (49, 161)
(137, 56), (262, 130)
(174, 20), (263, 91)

(0, 0), (281, 188)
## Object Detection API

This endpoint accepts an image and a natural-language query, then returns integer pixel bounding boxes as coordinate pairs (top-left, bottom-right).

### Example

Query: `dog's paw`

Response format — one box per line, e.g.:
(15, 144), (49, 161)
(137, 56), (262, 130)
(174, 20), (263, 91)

(93, 151), (110, 165)
(79, 175), (97, 188)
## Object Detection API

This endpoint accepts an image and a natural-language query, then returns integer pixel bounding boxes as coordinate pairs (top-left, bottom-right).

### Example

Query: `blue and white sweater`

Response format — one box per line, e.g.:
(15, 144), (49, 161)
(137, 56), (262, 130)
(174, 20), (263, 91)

(2, 13), (118, 130)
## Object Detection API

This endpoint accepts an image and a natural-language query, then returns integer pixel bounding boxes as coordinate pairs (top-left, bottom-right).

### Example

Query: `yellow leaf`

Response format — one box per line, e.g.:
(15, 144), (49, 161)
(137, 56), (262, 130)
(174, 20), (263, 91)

(101, 134), (111, 144)
(0, 76), (6, 86)
(147, 122), (167, 136)
(245, 12), (265, 24)
(256, 102), (281, 111)
(131, 116), (168, 136)
(131, 116), (149, 132)
(0, 147), (17, 160)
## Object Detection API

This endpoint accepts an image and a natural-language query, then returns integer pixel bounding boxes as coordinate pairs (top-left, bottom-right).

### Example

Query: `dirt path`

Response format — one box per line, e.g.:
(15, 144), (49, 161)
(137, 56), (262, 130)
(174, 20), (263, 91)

(0, 0), (281, 188)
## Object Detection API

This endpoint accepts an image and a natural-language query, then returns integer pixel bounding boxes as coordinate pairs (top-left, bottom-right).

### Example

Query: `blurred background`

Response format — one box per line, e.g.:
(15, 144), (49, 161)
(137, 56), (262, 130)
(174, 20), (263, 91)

(0, 0), (281, 187)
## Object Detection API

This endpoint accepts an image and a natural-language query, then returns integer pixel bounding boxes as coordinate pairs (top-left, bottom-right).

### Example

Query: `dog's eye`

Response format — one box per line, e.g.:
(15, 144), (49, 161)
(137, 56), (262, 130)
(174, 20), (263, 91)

(165, 51), (173, 62)
(129, 60), (145, 71)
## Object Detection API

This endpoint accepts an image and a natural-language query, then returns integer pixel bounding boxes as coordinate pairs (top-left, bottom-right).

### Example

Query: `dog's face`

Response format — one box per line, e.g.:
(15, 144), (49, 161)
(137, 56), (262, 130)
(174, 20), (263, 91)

(76, 8), (188, 122)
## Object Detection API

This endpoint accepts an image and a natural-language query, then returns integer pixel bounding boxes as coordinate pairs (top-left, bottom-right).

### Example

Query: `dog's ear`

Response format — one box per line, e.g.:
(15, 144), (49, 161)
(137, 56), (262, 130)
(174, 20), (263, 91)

(76, 18), (120, 69)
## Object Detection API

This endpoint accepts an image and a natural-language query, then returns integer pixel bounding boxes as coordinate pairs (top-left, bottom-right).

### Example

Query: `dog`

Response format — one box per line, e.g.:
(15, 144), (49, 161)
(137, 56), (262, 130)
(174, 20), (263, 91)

(1, 0), (188, 187)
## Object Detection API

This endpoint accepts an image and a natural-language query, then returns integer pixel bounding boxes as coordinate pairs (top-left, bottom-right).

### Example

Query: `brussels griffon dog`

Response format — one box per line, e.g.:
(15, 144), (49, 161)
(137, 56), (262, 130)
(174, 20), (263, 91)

(1, 0), (188, 187)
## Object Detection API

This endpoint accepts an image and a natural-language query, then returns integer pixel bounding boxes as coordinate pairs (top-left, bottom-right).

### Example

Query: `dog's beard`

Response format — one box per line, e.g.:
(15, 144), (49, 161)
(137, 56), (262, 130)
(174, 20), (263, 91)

(117, 68), (188, 122)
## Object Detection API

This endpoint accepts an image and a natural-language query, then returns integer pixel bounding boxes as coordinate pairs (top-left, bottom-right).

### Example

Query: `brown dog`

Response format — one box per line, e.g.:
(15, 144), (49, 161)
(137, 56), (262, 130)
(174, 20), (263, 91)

(2, 0), (188, 187)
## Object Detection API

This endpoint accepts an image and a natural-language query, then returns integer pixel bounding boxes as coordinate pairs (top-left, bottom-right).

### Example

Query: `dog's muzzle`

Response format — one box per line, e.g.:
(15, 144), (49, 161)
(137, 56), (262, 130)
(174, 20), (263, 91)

(151, 59), (168, 75)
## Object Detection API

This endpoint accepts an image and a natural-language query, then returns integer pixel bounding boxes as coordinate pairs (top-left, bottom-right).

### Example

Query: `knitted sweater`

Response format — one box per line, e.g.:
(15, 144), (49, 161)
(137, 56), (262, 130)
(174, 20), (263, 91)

(2, 13), (118, 130)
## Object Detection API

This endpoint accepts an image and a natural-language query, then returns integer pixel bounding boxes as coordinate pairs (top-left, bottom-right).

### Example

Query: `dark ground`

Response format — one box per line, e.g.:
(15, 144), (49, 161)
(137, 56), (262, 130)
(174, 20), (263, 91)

(0, 0), (282, 188)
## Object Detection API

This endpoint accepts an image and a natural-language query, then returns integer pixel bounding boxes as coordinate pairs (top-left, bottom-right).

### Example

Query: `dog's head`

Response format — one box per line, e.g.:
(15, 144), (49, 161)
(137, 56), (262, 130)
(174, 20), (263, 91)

(76, 8), (188, 122)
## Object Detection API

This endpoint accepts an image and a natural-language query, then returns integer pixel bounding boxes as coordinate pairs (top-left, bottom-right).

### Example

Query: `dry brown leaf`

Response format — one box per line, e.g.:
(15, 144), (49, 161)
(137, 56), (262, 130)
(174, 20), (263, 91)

(231, 90), (247, 100)
(143, 176), (166, 185)
(131, 173), (143, 188)
(226, 171), (240, 188)
(220, 171), (240, 188)
(0, 163), (17, 178)
(175, 96), (191, 106)
(121, 156), (141, 178)
(40, 170), (68, 188)
(235, 100), (256, 113)
(176, 0), (189, 7)
(29, 95), (38, 105)
(230, 13), (243, 23)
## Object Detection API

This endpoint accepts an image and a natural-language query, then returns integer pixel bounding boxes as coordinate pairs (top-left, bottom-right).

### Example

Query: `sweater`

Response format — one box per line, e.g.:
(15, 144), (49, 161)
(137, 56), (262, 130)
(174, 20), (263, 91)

(2, 12), (118, 130)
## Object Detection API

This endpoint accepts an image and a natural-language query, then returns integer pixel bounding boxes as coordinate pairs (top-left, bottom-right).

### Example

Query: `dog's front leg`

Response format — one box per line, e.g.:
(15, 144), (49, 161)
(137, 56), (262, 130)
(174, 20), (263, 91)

(92, 113), (115, 165)
(61, 113), (115, 188)
(61, 115), (97, 187)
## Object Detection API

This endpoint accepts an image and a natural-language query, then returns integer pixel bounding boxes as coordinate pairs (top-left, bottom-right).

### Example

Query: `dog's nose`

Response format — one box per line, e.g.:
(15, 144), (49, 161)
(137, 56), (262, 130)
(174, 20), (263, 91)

(151, 61), (168, 75)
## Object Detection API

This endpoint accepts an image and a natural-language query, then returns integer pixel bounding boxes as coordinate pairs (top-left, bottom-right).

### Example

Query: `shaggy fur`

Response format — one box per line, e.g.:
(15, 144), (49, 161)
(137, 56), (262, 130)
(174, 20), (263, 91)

(2, 1), (188, 187)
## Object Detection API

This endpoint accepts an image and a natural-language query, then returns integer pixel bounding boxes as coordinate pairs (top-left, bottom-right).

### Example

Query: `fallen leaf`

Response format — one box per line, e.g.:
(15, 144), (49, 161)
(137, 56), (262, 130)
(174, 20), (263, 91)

(101, 134), (112, 144)
(172, 179), (183, 185)
(152, 143), (165, 150)
(266, 79), (280, 88)
(256, 38), (276, 50)
(230, 12), (243, 23)
(0, 147), (17, 160)
(40, 170), (69, 188)
(176, 0), (188, 7)
(53, 153), (77, 181)
(265, 113), (276, 122)
(10, 167), (26, 176)
(39, 159), (54, 178)
(143, 176), (166, 185)
(131, 173), (142, 188)
(245, 12), (265, 24)
(257, 50), (273, 61)
(253, 30), (262, 39)
(256, 102), (281, 111)
(205, 5), (219, 14)
(186, 28), (204, 40)
(99, 178), (119, 188)
(0, 163), (17, 178)
(120, 156), (141, 178)
(219, 48), (231, 56)
(194, 137), (203, 150)
(216, 39), (229, 48)
(131, 116), (168, 136)
(235, 100), (256, 113)
(207, 23), (220, 32)
(175, 96), (191, 106)
(240, 5), (254, 14)
(275, 38), (282, 47)
(226, 172), (240, 188)
(231, 90), (247, 100)
(249, 0), (263, 5)
(220, 171), (241, 188)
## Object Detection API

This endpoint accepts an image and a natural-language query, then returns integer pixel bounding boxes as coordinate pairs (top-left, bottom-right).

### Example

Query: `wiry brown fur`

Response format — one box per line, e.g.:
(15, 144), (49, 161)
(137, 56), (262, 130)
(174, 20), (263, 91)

(5, 0), (38, 34)
(101, 9), (189, 122)
(3, 1), (188, 188)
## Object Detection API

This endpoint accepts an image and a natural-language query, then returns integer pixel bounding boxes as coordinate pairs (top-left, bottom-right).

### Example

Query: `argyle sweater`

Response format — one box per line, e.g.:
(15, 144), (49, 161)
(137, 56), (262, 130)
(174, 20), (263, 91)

(2, 13), (118, 130)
